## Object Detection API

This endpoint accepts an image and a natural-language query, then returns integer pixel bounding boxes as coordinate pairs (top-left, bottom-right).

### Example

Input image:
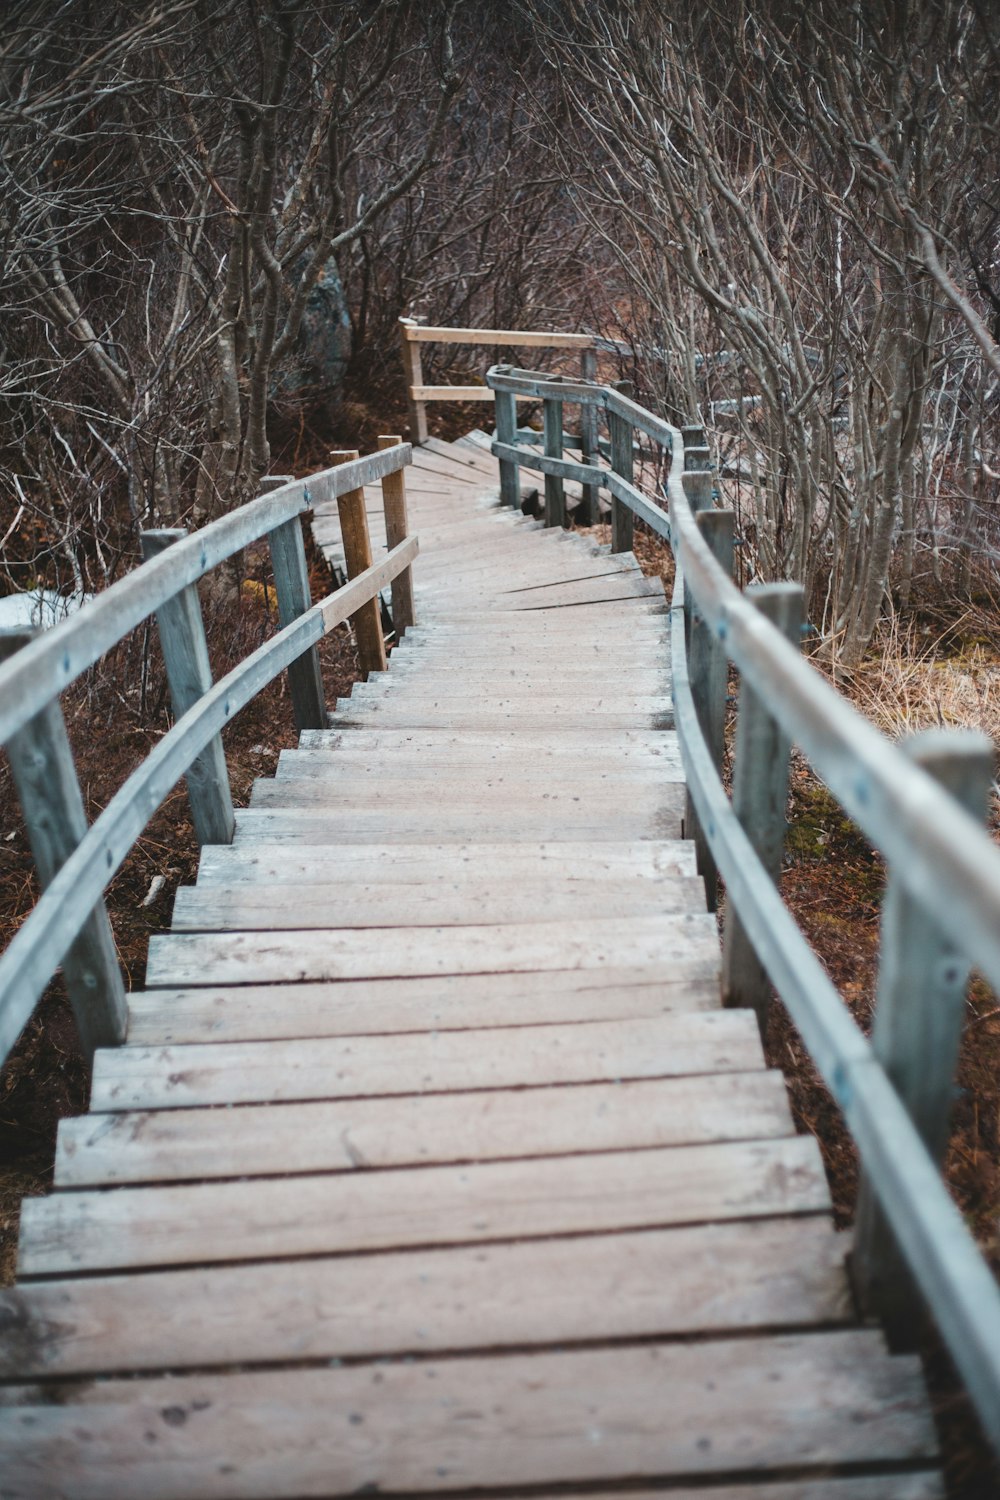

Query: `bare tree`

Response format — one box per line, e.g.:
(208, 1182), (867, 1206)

(532, 0), (1000, 662)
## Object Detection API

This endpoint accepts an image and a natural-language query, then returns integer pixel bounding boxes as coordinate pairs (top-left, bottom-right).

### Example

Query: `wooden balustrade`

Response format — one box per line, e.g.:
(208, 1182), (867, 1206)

(486, 360), (1000, 1451)
(0, 443), (415, 1066)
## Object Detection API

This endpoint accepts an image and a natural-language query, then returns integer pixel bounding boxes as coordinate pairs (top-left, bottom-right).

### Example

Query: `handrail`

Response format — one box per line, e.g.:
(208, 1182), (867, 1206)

(399, 319), (602, 449)
(0, 442), (416, 1068)
(0, 446), (408, 748)
(485, 361), (1000, 1452)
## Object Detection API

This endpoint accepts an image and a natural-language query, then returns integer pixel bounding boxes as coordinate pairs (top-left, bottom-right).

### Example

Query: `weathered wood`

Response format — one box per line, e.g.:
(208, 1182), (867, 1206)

(399, 318), (429, 443)
(684, 508), (734, 910)
(489, 443), (605, 489)
(0, 632), (127, 1062)
(90, 1011), (762, 1111)
(0, 1333), (935, 1498)
(197, 835), (695, 884)
(579, 345), (600, 523)
(493, 381), (520, 508)
(228, 804), (679, 843)
(853, 728), (995, 1337)
(377, 434), (415, 634)
(267, 515), (326, 730)
(0, 1219), (846, 1378)
(330, 449), (388, 675)
(57, 1071), (790, 1186)
(0, 446), (409, 748)
(18, 1136), (829, 1274)
(0, 537), (418, 1050)
(402, 323), (596, 347)
(126, 964), (720, 1047)
(145, 909), (721, 1006)
(543, 395), (566, 527)
(668, 519), (1000, 1451)
(722, 582), (804, 1032)
(608, 395), (635, 554)
(141, 529), (236, 847)
(171, 873), (703, 930)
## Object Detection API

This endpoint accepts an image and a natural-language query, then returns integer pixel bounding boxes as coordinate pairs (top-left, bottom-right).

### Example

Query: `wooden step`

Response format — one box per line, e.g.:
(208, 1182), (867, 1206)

(0, 1218), (849, 1378)
(171, 873), (704, 930)
(18, 1135), (830, 1275)
(126, 965), (721, 1046)
(145, 912), (718, 986)
(0, 1334), (936, 1497)
(91, 1011), (762, 1110)
(57, 1070), (793, 1186)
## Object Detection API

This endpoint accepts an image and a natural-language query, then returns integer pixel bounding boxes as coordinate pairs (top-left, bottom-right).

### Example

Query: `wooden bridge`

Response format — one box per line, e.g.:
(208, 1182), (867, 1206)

(2, 351), (1000, 1497)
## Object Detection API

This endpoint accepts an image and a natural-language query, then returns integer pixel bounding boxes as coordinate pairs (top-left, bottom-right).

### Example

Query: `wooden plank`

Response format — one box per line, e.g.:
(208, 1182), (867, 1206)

(0, 445), (410, 746)
(330, 450), (387, 676)
(404, 325), (596, 347)
(0, 1333), (936, 1496)
(274, 745), (682, 777)
(544, 1485), (945, 1500)
(294, 727), (675, 754)
(91, 1011), (761, 1111)
(411, 384), (497, 401)
(57, 1071), (793, 1187)
(0, 635), (128, 1061)
(0, 537), (420, 1059)
(377, 435), (416, 633)
(140, 531), (237, 848)
(195, 837), (697, 885)
(145, 912), (717, 986)
(336, 687), (672, 712)
(248, 778), (686, 815)
(126, 965), (720, 1046)
(18, 1135), (830, 1274)
(228, 805), (681, 842)
(1, 1218), (848, 1378)
(326, 708), (675, 735)
(171, 874), (704, 930)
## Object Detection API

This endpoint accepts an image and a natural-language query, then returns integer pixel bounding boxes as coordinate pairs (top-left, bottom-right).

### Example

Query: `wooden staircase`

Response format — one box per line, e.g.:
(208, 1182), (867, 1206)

(0, 436), (942, 1497)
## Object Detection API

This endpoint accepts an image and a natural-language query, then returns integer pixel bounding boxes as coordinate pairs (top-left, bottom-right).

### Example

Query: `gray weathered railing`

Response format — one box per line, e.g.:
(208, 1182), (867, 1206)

(0, 442), (416, 1068)
(487, 362), (1000, 1453)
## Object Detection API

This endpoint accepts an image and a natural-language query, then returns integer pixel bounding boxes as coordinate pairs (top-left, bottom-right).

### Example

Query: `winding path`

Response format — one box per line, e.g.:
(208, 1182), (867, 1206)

(1, 436), (941, 1498)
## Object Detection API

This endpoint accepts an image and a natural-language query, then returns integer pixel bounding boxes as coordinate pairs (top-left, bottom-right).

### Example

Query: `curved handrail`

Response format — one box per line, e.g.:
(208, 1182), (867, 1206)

(487, 364), (1000, 988)
(486, 362), (1000, 1450)
(0, 444), (414, 1065)
(0, 445), (409, 746)
(0, 537), (416, 1062)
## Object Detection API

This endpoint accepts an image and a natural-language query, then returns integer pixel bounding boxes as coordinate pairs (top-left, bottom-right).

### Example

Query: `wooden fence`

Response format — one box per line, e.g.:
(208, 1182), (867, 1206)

(0, 442), (416, 1068)
(399, 317), (600, 446)
(486, 361), (1000, 1455)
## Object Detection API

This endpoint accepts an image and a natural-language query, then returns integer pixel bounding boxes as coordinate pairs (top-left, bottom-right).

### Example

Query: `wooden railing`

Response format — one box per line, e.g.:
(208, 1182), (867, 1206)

(486, 361), (1000, 1453)
(0, 441), (416, 1069)
(399, 317), (600, 448)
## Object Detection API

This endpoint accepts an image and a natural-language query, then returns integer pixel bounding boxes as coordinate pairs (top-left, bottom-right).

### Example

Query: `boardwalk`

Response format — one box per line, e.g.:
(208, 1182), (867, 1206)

(1, 437), (941, 1497)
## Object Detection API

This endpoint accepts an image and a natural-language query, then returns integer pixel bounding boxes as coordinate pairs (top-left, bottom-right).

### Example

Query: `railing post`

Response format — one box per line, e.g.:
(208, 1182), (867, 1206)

(378, 435), (416, 636)
(329, 449), (388, 678)
(260, 477), (326, 732)
(684, 508), (735, 911)
(608, 381), (634, 554)
(579, 346), (600, 525)
(141, 529), (236, 846)
(494, 374), (520, 509)
(721, 583), (805, 1034)
(0, 630), (127, 1060)
(399, 318), (429, 446)
(543, 394), (566, 529)
(683, 426), (714, 515)
(853, 728), (994, 1340)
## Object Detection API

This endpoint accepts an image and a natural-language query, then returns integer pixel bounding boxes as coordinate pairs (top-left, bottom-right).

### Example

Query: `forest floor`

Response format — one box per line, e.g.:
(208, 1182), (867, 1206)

(1, 413), (999, 1495)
